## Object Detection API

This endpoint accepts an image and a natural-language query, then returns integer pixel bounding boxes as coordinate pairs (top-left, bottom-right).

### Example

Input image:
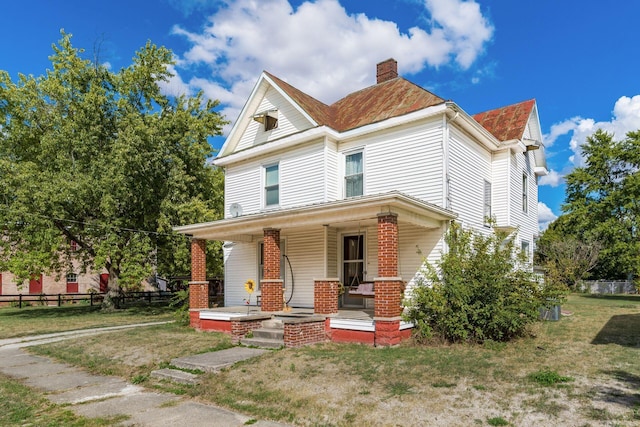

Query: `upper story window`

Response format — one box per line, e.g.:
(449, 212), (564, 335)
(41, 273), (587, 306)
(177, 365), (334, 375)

(66, 273), (78, 283)
(345, 151), (363, 198)
(483, 180), (491, 226)
(522, 173), (528, 213)
(264, 164), (279, 207)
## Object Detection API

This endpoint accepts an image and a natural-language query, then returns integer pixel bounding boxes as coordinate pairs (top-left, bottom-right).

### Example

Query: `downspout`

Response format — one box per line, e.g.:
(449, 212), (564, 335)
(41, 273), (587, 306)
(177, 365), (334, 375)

(323, 224), (329, 277)
(442, 109), (458, 255)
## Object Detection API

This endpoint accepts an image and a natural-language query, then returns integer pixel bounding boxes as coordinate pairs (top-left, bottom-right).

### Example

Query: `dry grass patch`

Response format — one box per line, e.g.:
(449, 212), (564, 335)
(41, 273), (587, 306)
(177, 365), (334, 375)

(0, 304), (174, 338)
(27, 294), (640, 426)
(29, 322), (232, 380)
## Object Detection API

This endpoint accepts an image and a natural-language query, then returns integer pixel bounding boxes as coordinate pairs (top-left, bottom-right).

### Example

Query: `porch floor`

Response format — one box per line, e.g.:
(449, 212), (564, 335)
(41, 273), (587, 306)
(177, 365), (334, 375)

(201, 306), (374, 321)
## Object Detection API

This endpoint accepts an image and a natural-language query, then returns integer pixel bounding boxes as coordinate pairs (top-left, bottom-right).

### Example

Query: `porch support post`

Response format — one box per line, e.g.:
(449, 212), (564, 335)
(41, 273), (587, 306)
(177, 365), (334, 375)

(374, 212), (404, 346)
(261, 228), (283, 311)
(189, 238), (209, 328)
(314, 278), (340, 314)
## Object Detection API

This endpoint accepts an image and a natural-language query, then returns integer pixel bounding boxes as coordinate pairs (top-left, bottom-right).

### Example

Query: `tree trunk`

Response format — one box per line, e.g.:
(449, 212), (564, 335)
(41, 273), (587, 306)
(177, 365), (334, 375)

(102, 263), (121, 310)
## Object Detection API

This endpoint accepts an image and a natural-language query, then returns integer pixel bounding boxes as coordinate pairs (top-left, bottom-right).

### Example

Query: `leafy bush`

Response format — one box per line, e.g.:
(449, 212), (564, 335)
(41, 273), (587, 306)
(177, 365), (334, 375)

(170, 289), (190, 325)
(404, 223), (559, 343)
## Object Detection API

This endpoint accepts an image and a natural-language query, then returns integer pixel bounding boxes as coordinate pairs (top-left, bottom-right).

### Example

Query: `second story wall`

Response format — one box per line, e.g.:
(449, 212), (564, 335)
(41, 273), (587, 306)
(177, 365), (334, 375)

(224, 138), (328, 217)
(447, 126), (492, 230)
(337, 116), (445, 204)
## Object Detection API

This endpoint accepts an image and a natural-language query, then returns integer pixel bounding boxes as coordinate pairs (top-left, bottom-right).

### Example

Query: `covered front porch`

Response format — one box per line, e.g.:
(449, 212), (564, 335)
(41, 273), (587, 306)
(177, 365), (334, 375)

(174, 191), (456, 346)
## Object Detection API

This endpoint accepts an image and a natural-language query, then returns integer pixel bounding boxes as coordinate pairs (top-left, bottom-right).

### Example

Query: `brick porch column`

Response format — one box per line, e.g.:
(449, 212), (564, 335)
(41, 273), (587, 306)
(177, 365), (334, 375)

(374, 212), (403, 346)
(314, 279), (340, 314)
(189, 238), (209, 328)
(261, 228), (283, 311)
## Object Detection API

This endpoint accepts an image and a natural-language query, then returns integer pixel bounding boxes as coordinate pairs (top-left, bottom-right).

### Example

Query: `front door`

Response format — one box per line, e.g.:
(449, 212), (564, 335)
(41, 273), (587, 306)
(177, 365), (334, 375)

(29, 274), (43, 294)
(342, 234), (364, 307)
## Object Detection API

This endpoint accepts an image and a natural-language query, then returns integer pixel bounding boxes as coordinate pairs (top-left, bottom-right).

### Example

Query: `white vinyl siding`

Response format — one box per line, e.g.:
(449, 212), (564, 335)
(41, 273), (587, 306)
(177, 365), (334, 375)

(447, 127), (492, 229)
(224, 242), (257, 306)
(236, 87), (314, 151)
(224, 139), (328, 216)
(358, 118), (444, 203)
(279, 141), (327, 208)
(224, 163), (261, 218)
(491, 150), (510, 226)
(522, 173), (528, 213)
(324, 140), (339, 201)
(484, 180), (492, 226)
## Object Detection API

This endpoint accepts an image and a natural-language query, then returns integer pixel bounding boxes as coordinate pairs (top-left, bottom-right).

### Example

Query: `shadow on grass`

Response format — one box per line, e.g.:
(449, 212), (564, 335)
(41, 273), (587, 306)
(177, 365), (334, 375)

(591, 370), (640, 410)
(591, 314), (640, 347)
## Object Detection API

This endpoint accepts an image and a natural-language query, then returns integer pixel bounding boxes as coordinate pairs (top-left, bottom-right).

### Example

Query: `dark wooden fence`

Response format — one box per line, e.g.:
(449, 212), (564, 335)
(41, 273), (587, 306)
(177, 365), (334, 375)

(0, 290), (176, 308)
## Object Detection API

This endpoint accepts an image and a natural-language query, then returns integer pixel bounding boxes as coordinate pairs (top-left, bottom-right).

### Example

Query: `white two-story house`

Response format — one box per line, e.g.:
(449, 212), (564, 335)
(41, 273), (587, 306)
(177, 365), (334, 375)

(175, 59), (547, 346)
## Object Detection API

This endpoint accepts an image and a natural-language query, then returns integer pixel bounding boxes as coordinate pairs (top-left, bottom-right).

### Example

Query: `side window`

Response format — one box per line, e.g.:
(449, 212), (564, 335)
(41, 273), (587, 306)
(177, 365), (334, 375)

(345, 151), (363, 198)
(522, 173), (528, 213)
(264, 164), (279, 207)
(483, 180), (491, 226)
(521, 241), (531, 262)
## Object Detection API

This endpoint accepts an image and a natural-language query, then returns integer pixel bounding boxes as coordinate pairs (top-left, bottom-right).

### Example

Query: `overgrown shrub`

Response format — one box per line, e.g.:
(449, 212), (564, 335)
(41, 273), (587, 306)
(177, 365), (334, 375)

(403, 223), (562, 343)
(169, 288), (190, 325)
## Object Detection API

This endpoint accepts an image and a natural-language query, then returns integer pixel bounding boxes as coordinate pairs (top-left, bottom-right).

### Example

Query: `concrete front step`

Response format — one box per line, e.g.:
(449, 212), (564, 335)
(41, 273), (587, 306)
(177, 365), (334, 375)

(150, 368), (200, 385)
(252, 327), (284, 340)
(262, 319), (284, 329)
(240, 336), (283, 349)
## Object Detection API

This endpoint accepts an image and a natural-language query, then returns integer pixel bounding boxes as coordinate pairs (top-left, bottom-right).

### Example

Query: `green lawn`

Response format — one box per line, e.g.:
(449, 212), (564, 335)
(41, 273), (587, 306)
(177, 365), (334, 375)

(0, 303), (175, 338)
(16, 294), (640, 426)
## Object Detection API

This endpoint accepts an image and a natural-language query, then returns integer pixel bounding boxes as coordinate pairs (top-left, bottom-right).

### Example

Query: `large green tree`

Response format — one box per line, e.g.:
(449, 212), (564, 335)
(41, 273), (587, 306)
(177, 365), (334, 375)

(561, 129), (640, 279)
(0, 32), (226, 306)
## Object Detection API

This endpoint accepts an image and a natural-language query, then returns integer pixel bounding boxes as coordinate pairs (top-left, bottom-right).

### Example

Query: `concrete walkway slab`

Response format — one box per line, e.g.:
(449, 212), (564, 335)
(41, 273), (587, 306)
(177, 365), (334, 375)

(23, 369), (109, 391)
(72, 391), (178, 419)
(0, 325), (291, 427)
(171, 347), (269, 372)
(3, 360), (77, 379)
(47, 378), (138, 404)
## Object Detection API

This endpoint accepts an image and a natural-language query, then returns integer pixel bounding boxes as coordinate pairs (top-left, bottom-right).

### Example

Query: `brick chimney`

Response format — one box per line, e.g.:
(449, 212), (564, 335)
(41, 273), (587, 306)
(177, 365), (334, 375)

(376, 58), (398, 84)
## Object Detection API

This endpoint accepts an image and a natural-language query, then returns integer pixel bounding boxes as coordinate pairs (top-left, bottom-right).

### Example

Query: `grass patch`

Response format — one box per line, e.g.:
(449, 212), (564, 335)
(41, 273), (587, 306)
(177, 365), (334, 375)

(29, 322), (233, 379)
(0, 372), (124, 426)
(487, 416), (509, 426)
(0, 304), (174, 338)
(527, 369), (574, 386)
(17, 294), (640, 426)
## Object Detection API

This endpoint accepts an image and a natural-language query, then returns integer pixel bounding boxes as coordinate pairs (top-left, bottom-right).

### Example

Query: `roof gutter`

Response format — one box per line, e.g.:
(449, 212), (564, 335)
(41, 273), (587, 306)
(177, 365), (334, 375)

(445, 102), (501, 151)
(214, 103), (449, 167)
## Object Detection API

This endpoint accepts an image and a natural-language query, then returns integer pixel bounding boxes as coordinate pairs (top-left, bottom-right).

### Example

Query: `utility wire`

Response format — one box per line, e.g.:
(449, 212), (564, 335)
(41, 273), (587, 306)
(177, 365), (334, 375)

(0, 206), (191, 239)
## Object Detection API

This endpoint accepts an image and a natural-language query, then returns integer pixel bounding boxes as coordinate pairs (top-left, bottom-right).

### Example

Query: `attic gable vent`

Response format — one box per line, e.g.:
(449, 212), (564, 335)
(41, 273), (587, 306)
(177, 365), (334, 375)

(253, 109), (278, 131)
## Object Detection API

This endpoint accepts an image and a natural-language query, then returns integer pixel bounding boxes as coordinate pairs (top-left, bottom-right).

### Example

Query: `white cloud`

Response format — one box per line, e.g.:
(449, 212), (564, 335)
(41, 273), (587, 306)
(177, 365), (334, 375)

(170, 0), (493, 126)
(538, 169), (562, 187)
(538, 202), (558, 231)
(545, 95), (640, 168)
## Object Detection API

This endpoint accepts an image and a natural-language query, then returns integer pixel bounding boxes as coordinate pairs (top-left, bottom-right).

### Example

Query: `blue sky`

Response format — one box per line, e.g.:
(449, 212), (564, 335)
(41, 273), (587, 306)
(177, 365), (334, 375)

(3, 0), (640, 231)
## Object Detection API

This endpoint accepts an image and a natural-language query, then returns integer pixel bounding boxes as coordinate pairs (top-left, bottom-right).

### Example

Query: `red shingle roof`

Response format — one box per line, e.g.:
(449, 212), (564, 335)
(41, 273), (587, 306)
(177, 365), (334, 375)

(265, 72), (445, 132)
(472, 99), (535, 142)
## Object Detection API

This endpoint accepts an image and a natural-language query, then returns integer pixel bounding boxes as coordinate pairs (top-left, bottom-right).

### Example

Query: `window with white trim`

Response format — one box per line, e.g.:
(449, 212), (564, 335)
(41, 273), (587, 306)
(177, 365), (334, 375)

(264, 164), (279, 207)
(483, 180), (491, 226)
(345, 151), (363, 198)
(521, 241), (530, 261)
(522, 173), (528, 213)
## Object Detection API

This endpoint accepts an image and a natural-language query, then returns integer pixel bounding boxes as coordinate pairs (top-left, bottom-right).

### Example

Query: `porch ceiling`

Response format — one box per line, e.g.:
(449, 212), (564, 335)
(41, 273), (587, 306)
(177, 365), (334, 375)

(173, 191), (457, 241)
